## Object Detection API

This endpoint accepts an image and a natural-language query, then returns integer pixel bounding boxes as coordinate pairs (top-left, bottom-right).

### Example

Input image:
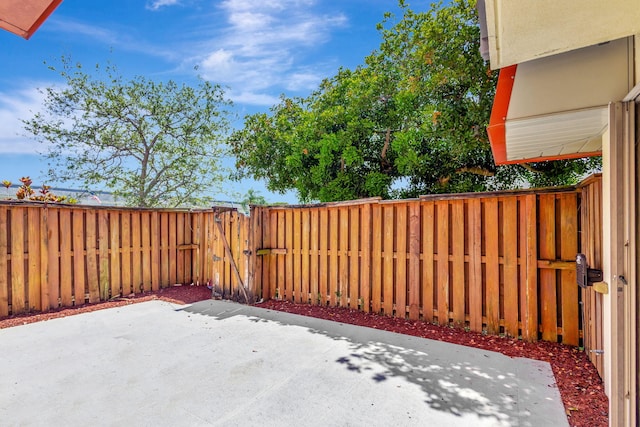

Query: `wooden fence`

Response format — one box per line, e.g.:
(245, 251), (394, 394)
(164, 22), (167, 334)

(251, 184), (591, 346)
(1, 176), (604, 349)
(0, 204), (223, 315)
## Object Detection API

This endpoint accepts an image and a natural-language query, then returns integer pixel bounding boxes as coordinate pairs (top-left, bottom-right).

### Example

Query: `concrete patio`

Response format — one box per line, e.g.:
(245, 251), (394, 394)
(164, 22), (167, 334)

(0, 299), (568, 426)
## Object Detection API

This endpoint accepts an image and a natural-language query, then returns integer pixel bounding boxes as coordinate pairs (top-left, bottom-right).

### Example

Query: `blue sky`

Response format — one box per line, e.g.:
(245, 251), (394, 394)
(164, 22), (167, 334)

(0, 0), (431, 203)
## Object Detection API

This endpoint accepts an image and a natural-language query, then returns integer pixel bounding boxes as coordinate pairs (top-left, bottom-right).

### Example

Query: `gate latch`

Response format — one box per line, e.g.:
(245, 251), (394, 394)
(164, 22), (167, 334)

(576, 254), (603, 288)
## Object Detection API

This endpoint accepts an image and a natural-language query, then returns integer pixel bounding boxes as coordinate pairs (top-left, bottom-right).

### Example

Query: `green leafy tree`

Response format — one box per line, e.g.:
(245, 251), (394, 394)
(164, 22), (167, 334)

(23, 58), (232, 207)
(229, 0), (600, 202)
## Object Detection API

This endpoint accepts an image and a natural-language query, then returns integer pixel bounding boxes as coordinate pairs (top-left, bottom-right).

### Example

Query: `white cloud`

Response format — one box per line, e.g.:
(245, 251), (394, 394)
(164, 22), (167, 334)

(0, 85), (48, 154)
(192, 0), (348, 105)
(146, 0), (181, 11)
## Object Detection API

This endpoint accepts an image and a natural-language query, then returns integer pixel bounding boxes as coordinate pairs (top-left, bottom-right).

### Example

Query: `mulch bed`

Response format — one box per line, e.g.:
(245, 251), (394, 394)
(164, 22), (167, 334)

(0, 286), (607, 427)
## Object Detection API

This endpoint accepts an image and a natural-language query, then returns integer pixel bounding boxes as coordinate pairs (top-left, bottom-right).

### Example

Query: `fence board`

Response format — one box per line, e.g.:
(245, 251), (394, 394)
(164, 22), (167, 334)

(151, 212), (160, 291)
(383, 205), (394, 315)
(109, 212), (121, 298)
(176, 214), (185, 284)
(338, 207), (349, 307)
(468, 199), (482, 332)
(371, 204), (382, 313)
(39, 208), (50, 308)
(301, 210), (311, 303)
(86, 211), (99, 303)
(319, 209), (328, 305)
(0, 207), (7, 316)
(311, 209), (320, 303)
(141, 213), (151, 292)
(521, 194), (538, 341)
(395, 204), (407, 317)
(484, 198), (500, 334)
(11, 207), (25, 312)
(286, 210), (294, 301)
(408, 203), (420, 320)
(28, 209), (41, 310)
(360, 203), (371, 313)
(168, 213), (177, 285)
(130, 212), (141, 292)
(277, 211), (286, 298)
(121, 212), (131, 295)
(59, 209), (73, 306)
(451, 200), (465, 326)
(560, 194), (579, 346)
(436, 201), (449, 325)
(72, 210), (85, 305)
(539, 194), (558, 342)
(421, 202), (434, 321)
(503, 197), (518, 337)
(293, 209), (302, 302)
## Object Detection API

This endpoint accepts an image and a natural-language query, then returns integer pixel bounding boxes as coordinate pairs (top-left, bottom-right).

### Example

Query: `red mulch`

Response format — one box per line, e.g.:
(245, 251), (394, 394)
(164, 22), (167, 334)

(0, 287), (607, 427)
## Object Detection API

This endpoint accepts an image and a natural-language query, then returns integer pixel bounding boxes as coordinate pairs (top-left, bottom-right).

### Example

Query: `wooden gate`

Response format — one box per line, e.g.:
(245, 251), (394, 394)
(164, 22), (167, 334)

(578, 174), (604, 379)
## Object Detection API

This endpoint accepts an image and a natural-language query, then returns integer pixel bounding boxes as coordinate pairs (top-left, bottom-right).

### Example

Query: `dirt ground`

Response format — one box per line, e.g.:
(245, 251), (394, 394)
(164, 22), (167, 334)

(0, 285), (607, 427)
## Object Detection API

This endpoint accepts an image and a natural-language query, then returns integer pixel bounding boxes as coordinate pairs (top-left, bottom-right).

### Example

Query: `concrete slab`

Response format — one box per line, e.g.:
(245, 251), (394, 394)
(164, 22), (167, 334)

(0, 299), (568, 427)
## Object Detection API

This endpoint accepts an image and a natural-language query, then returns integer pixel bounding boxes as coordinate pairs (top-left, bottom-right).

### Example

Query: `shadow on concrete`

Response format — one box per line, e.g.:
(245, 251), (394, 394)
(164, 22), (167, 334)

(183, 300), (564, 427)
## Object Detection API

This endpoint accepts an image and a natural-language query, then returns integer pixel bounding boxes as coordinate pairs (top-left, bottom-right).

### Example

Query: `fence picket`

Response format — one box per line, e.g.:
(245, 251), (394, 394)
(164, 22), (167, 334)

(421, 202), (434, 321)
(436, 201), (449, 325)
(86, 211), (99, 302)
(72, 210), (86, 305)
(468, 199), (482, 332)
(503, 197), (518, 337)
(59, 209), (73, 306)
(560, 193), (579, 346)
(539, 194), (558, 342)
(28, 209), (42, 310)
(395, 204), (407, 317)
(451, 200), (465, 326)
(484, 199), (500, 334)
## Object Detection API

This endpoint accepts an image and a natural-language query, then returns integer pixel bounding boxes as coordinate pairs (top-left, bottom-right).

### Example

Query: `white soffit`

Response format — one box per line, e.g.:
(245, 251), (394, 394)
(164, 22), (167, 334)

(505, 107), (608, 161)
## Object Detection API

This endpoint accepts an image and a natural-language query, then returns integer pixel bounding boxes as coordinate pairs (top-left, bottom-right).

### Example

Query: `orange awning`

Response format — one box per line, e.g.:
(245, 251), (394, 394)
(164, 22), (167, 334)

(488, 37), (632, 165)
(0, 0), (62, 39)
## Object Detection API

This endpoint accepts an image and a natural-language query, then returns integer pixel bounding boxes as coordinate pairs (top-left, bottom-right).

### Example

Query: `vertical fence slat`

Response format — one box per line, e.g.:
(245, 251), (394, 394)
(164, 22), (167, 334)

(141, 213), (152, 292)
(279, 211), (287, 299)
(293, 209), (302, 302)
(371, 204), (382, 313)
(452, 200), (465, 326)
(177, 213), (185, 284)
(560, 193), (579, 346)
(539, 194), (558, 342)
(121, 212), (131, 295)
(151, 212), (160, 291)
(168, 213), (177, 285)
(59, 209), (73, 306)
(269, 212), (278, 299)
(160, 213), (169, 288)
(436, 201), (449, 325)
(421, 201), (434, 321)
(484, 199), (500, 334)
(521, 194), (538, 341)
(109, 212), (121, 297)
(338, 207), (349, 307)
(86, 211), (99, 303)
(0, 207), (7, 316)
(382, 205), (394, 315)
(310, 209), (319, 304)
(395, 204), (407, 317)
(28, 208), (42, 310)
(39, 207), (50, 309)
(468, 199), (482, 332)
(131, 212), (141, 291)
(349, 206), (360, 310)
(47, 209), (60, 308)
(408, 203), (420, 320)
(503, 197), (519, 337)
(72, 210), (85, 305)
(99, 211), (112, 298)
(11, 208), (26, 313)
(360, 203), (371, 313)
(318, 209), (328, 305)
(286, 210), (294, 301)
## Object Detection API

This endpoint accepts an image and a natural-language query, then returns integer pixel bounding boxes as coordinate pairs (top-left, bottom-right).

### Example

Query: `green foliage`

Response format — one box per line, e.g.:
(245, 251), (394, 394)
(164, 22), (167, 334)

(23, 57), (232, 208)
(228, 0), (601, 202)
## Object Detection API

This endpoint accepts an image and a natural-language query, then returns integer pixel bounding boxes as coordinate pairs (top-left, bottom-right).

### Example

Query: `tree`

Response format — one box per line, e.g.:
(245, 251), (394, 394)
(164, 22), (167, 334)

(229, 0), (600, 202)
(24, 58), (232, 207)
